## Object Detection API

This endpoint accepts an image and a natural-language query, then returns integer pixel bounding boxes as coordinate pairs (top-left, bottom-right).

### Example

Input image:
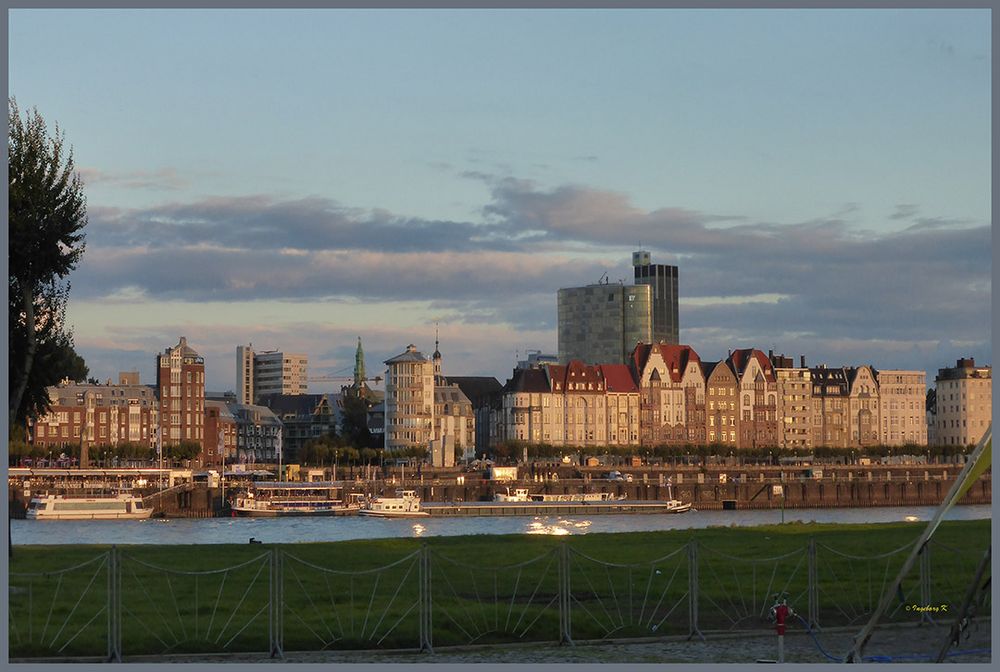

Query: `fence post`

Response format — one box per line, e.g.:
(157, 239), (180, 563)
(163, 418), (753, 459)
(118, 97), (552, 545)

(420, 545), (433, 653)
(559, 543), (573, 645)
(107, 547), (122, 662)
(807, 538), (819, 630)
(687, 540), (704, 641)
(919, 543), (933, 625)
(269, 549), (283, 659)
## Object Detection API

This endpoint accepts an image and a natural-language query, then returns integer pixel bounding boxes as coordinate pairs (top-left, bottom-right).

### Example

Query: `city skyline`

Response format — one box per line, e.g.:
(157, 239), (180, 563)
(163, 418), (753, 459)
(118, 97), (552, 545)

(8, 8), (991, 392)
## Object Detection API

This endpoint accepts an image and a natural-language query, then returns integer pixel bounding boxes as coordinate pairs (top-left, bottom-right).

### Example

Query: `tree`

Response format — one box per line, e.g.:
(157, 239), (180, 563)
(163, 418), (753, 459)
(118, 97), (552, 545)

(8, 98), (87, 432)
(164, 441), (201, 465)
(340, 394), (374, 448)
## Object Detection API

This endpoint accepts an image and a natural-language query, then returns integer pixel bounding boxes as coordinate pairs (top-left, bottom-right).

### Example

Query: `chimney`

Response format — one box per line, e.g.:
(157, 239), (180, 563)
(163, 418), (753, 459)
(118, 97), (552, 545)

(768, 349), (773, 359)
(800, 355), (806, 368)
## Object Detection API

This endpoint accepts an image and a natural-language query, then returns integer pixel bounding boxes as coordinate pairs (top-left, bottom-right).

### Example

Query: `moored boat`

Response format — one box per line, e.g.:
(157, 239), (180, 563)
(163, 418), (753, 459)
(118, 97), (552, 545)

(358, 489), (429, 517)
(26, 493), (152, 520)
(231, 482), (357, 517)
(494, 487), (532, 502)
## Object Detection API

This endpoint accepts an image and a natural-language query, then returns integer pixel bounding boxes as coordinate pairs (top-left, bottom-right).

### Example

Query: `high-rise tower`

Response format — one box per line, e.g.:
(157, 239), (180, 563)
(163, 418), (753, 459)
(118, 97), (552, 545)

(632, 250), (679, 345)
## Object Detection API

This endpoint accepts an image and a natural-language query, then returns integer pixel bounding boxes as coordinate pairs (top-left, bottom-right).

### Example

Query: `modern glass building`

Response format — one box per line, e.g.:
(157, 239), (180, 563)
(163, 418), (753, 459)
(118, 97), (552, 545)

(632, 250), (679, 345)
(557, 283), (652, 365)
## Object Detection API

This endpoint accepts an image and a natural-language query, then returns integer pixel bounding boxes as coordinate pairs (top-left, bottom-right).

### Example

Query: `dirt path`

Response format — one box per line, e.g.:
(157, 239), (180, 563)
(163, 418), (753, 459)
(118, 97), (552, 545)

(90, 621), (988, 665)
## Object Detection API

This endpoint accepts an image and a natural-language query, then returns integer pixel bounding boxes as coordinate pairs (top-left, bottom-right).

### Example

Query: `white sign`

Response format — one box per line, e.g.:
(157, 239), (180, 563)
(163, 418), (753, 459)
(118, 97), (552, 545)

(773, 485), (784, 496)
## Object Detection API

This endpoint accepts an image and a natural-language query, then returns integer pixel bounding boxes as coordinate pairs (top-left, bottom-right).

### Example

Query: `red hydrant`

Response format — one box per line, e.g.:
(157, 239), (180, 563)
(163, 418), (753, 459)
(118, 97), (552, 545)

(771, 598), (794, 663)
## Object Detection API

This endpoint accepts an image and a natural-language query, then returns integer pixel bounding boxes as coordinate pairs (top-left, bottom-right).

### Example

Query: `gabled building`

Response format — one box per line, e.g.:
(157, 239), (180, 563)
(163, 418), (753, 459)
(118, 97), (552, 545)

(632, 343), (704, 446)
(846, 366), (880, 447)
(727, 349), (778, 449)
(704, 361), (739, 447)
(809, 366), (850, 448)
(597, 364), (641, 446)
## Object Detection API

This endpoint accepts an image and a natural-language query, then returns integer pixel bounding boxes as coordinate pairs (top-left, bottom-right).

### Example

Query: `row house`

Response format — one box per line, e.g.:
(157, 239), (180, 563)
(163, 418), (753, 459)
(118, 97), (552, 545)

(727, 349), (778, 449)
(704, 361), (740, 446)
(495, 361), (640, 448)
(774, 358), (812, 449)
(258, 392), (339, 463)
(877, 370), (928, 445)
(632, 343), (705, 445)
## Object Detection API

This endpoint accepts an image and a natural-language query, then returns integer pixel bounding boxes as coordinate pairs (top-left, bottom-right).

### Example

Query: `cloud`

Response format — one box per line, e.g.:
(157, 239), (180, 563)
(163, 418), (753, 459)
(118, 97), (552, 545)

(77, 166), (189, 191)
(71, 178), (990, 382)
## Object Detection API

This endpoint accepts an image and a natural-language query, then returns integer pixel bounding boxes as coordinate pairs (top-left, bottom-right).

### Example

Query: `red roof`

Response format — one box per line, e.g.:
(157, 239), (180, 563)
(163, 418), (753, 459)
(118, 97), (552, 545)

(656, 344), (702, 383)
(597, 364), (638, 392)
(727, 348), (775, 382)
(545, 360), (605, 393)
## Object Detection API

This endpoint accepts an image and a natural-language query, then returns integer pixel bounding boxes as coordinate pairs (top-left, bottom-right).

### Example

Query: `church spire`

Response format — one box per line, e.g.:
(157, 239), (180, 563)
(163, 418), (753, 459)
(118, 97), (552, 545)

(433, 323), (442, 378)
(354, 336), (366, 387)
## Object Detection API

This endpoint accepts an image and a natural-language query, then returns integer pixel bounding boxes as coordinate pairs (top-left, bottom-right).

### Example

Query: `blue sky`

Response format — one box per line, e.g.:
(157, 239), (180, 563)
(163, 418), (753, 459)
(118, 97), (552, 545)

(8, 8), (991, 392)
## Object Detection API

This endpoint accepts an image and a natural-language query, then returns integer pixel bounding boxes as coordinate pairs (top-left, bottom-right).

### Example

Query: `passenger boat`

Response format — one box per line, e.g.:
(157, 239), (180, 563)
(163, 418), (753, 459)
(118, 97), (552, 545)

(358, 489), (429, 517)
(26, 493), (152, 520)
(232, 482), (356, 517)
(494, 487), (532, 502)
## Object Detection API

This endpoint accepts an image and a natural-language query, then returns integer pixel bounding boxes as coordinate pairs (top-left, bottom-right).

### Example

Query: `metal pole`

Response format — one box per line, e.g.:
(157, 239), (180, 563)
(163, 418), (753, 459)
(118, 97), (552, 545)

(934, 548), (990, 663)
(807, 538), (819, 630)
(778, 633), (784, 663)
(558, 543), (573, 645)
(687, 540), (704, 641)
(919, 544), (933, 625)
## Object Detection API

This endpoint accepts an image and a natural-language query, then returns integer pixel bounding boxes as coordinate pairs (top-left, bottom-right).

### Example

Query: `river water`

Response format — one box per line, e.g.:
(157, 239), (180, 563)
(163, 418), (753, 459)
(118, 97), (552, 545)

(9, 504), (991, 546)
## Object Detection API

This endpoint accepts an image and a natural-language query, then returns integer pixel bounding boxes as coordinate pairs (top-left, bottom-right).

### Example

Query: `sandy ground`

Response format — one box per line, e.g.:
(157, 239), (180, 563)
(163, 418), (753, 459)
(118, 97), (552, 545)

(20, 620), (987, 665)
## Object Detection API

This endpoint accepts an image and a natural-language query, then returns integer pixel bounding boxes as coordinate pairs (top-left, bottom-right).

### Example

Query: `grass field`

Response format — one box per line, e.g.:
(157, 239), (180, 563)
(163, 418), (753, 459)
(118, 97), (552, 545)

(8, 519), (991, 659)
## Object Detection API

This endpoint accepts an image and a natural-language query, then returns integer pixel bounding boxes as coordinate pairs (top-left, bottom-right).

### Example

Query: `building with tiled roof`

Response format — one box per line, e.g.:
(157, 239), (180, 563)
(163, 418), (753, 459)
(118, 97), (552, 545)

(632, 343), (705, 446)
(726, 349), (778, 449)
(704, 360), (739, 447)
(809, 366), (850, 447)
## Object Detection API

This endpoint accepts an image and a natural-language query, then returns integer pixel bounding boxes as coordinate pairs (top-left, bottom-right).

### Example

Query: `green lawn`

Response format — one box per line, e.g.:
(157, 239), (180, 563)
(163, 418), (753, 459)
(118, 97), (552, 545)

(9, 520), (990, 658)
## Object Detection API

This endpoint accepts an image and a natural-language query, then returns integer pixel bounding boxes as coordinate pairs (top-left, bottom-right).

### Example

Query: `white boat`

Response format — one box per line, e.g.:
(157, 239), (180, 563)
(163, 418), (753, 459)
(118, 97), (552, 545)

(358, 489), (429, 518)
(664, 479), (692, 513)
(494, 487), (532, 502)
(529, 492), (619, 502)
(26, 493), (152, 520)
(231, 482), (357, 517)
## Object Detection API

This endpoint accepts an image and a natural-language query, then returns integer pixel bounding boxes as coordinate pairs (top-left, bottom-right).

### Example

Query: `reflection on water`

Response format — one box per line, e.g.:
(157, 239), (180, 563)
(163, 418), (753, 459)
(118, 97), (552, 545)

(11, 505), (991, 546)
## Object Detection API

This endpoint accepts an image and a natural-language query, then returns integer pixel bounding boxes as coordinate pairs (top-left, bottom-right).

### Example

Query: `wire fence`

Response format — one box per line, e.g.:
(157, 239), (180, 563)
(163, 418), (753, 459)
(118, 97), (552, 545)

(8, 537), (991, 661)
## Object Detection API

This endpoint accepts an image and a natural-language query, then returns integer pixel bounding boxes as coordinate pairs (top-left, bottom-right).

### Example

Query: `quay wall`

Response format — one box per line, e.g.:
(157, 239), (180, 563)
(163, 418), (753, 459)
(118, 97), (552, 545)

(8, 464), (991, 518)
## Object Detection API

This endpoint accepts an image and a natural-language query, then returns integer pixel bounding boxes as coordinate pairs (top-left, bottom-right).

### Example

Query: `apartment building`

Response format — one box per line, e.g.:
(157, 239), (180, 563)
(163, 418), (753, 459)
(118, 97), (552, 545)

(774, 357), (812, 449)
(876, 369), (927, 446)
(156, 337), (206, 451)
(727, 349), (778, 449)
(809, 366), (850, 448)
(704, 361), (739, 447)
(845, 366), (880, 446)
(383, 345), (436, 452)
(229, 403), (283, 462)
(632, 343), (704, 445)
(934, 358), (991, 446)
(236, 345), (308, 404)
(29, 374), (159, 463)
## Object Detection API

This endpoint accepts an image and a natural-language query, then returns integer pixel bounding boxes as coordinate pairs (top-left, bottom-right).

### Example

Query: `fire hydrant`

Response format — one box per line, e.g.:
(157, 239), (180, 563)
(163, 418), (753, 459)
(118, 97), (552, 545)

(769, 597), (794, 663)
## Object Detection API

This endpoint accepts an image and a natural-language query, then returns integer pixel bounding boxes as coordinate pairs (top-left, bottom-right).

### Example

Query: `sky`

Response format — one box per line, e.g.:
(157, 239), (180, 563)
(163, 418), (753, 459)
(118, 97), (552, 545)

(8, 8), (992, 394)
